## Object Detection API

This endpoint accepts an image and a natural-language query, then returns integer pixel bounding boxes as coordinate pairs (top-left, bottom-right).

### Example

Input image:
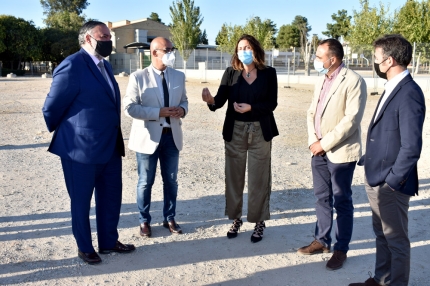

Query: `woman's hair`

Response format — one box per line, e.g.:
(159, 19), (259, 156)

(231, 34), (266, 70)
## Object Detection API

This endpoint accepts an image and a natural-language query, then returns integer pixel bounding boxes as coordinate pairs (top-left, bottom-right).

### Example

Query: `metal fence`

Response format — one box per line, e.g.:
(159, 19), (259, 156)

(81, 45), (430, 77)
(2, 42), (430, 77)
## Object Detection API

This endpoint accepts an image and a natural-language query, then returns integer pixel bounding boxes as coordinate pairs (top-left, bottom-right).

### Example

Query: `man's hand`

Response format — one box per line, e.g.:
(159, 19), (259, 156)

(233, 102), (251, 113)
(170, 106), (184, 118)
(310, 141), (325, 156)
(159, 107), (176, 118)
(202, 87), (215, 104)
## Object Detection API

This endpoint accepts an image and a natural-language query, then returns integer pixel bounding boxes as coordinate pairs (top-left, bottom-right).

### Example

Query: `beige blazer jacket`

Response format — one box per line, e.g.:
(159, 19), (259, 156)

(307, 67), (367, 163)
(124, 66), (188, 154)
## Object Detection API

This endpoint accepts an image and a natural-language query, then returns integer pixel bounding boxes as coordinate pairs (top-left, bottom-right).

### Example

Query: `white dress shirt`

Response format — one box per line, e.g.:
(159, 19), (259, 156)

(151, 65), (171, 127)
(374, 69), (409, 121)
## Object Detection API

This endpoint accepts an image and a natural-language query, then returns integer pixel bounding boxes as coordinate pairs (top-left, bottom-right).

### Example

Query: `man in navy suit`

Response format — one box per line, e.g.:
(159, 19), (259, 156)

(42, 21), (135, 265)
(350, 35), (425, 286)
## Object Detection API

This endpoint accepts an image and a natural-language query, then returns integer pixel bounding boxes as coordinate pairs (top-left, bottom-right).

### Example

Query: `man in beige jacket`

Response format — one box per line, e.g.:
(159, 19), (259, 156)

(297, 39), (367, 271)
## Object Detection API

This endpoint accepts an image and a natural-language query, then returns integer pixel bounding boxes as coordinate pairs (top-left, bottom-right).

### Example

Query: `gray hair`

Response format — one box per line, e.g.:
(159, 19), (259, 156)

(78, 21), (106, 45)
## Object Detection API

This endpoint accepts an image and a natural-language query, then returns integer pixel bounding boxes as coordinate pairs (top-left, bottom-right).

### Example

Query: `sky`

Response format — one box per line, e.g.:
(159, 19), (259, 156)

(1, 0), (408, 45)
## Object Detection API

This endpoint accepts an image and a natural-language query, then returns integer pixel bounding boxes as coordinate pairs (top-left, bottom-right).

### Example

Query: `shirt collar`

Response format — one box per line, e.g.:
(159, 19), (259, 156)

(82, 46), (103, 66)
(325, 62), (344, 80)
(151, 64), (168, 76)
(385, 69), (409, 91)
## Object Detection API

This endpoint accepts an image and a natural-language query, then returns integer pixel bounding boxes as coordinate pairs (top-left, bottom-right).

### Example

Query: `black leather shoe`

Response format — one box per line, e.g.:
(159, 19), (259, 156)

(99, 241), (136, 254)
(140, 222), (152, 237)
(78, 250), (102, 264)
(163, 220), (183, 234)
(326, 250), (347, 270)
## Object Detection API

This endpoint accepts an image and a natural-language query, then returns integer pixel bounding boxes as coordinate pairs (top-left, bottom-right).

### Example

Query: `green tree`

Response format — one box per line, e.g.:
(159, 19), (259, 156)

(276, 24), (300, 49)
(198, 29), (208, 44)
(216, 17), (276, 53)
(322, 9), (352, 40)
(242, 16), (276, 49)
(0, 24), (6, 53)
(393, 0), (430, 43)
(169, 0), (203, 65)
(40, 0), (89, 15)
(215, 23), (243, 54)
(347, 0), (392, 46)
(44, 10), (86, 31)
(39, 0), (88, 63)
(292, 15), (311, 53)
(0, 15), (41, 69)
(41, 0), (88, 29)
(40, 28), (80, 62)
(149, 12), (164, 24)
(215, 24), (227, 45)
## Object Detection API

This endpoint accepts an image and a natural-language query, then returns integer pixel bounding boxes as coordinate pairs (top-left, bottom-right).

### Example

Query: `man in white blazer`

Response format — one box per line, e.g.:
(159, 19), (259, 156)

(297, 39), (367, 271)
(123, 37), (188, 237)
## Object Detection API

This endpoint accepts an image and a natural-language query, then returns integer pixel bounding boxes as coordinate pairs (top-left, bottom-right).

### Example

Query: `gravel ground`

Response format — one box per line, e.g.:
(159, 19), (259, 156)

(0, 76), (429, 286)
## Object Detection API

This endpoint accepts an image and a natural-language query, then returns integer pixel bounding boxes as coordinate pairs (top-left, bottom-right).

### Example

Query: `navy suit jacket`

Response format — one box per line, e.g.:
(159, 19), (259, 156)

(358, 74), (426, 195)
(42, 48), (125, 164)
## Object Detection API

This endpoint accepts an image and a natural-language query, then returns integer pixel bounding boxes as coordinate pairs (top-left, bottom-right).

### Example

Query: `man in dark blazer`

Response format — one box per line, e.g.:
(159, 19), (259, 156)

(42, 21), (135, 265)
(350, 35), (426, 286)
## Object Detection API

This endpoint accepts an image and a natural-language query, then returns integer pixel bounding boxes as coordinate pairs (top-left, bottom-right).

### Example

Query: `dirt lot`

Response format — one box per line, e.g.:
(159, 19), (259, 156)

(0, 76), (429, 285)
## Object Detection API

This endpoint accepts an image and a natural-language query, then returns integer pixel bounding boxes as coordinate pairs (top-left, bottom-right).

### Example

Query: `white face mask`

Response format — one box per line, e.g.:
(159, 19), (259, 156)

(313, 58), (333, 74)
(162, 52), (176, 67)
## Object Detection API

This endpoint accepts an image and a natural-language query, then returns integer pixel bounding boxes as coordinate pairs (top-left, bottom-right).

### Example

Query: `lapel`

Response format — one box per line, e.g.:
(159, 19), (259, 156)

(369, 91), (385, 127)
(167, 67), (174, 106)
(103, 60), (119, 102)
(147, 66), (164, 107)
(321, 67), (347, 114)
(80, 49), (116, 105)
(371, 74), (413, 127)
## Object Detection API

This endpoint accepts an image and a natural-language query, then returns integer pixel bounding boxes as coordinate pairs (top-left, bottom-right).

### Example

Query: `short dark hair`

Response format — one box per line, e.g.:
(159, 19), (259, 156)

(78, 21), (107, 45)
(318, 38), (344, 60)
(231, 34), (266, 70)
(373, 34), (412, 68)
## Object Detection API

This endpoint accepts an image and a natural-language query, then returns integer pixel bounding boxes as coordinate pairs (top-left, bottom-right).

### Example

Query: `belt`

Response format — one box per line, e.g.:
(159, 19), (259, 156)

(162, 127), (172, 134)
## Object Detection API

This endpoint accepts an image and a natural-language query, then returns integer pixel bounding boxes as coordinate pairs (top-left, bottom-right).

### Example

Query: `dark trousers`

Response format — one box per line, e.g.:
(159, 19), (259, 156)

(61, 151), (122, 253)
(311, 155), (356, 252)
(365, 179), (410, 286)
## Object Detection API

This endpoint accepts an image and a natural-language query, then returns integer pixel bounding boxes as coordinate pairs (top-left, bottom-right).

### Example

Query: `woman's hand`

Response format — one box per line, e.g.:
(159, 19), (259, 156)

(202, 87), (215, 105)
(234, 102), (251, 113)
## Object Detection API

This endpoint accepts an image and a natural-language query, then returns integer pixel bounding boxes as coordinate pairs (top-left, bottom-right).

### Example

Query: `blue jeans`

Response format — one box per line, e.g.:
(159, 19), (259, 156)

(136, 132), (179, 224)
(311, 154), (356, 253)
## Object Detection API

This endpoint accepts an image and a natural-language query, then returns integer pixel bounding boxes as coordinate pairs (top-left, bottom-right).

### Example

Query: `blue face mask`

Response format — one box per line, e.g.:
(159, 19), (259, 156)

(238, 50), (254, 65)
(313, 58), (333, 74)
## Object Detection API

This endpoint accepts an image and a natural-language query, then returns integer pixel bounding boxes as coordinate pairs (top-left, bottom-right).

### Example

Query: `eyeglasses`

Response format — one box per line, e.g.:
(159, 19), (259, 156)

(156, 48), (176, 54)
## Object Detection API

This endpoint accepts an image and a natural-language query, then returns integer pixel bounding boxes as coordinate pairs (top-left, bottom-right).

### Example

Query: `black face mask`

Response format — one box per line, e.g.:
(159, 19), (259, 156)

(373, 58), (389, 79)
(90, 35), (113, 57)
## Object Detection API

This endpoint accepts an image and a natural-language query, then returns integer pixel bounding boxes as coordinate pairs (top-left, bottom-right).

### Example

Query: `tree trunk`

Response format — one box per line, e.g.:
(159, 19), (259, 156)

(304, 42), (311, 76)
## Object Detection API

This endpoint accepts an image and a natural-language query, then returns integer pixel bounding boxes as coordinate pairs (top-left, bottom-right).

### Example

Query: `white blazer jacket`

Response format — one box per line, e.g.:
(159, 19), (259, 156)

(123, 65), (188, 154)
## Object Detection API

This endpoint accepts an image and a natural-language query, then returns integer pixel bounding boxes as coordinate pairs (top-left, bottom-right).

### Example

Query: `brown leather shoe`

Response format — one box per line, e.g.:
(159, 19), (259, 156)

(140, 222), (152, 237)
(349, 277), (381, 286)
(297, 239), (330, 255)
(326, 250), (347, 270)
(163, 220), (182, 234)
(99, 241), (136, 254)
(78, 250), (102, 264)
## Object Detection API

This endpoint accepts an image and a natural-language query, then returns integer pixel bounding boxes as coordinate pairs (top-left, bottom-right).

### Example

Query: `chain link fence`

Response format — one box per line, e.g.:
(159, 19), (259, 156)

(2, 43), (430, 78)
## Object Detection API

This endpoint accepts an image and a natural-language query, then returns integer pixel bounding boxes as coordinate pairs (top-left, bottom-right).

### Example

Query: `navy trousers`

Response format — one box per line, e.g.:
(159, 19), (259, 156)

(311, 155), (356, 252)
(61, 151), (122, 253)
